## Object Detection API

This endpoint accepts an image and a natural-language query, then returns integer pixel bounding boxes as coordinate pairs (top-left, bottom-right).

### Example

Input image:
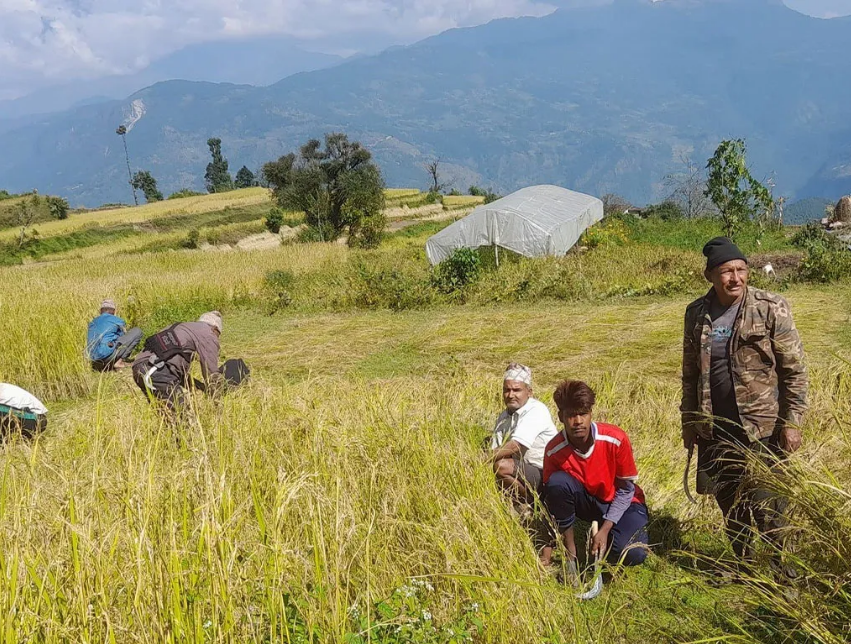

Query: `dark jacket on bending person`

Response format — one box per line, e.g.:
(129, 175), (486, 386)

(132, 321), (221, 389)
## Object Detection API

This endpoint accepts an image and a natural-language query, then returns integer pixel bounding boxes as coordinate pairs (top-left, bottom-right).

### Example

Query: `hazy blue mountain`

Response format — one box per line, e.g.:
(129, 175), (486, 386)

(785, 197), (833, 225)
(0, 37), (342, 120)
(1, 0), (851, 207)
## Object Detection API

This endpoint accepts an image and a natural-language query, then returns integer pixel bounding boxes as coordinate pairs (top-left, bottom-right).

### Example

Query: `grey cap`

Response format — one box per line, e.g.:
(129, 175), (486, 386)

(100, 299), (117, 311)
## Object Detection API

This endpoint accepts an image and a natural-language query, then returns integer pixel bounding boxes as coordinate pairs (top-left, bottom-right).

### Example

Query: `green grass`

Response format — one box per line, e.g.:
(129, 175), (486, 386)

(623, 216), (792, 255)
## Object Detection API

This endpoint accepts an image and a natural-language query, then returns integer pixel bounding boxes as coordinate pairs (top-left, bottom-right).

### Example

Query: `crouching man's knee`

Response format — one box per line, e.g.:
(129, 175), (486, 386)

(543, 471), (585, 530)
(617, 544), (648, 567)
(494, 458), (516, 481)
(544, 470), (585, 498)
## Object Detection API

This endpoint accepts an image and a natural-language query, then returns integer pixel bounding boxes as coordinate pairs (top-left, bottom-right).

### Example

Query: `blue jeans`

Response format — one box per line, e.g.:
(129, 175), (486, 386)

(544, 471), (649, 566)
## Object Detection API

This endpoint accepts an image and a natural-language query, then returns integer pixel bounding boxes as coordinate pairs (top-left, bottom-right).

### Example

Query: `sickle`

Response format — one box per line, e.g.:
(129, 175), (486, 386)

(683, 443), (697, 505)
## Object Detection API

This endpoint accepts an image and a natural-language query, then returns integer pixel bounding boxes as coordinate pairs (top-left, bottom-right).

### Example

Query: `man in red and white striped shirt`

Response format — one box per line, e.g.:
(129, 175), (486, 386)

(543, 380), (649, 567)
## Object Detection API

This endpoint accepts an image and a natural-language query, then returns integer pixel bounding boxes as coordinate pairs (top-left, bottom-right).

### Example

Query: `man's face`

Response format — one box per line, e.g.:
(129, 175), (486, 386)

(503, 380), (531, 413)
(559, 408), (593, 445)
(707, 259), (749, 305)
(101, 308), (115, 315)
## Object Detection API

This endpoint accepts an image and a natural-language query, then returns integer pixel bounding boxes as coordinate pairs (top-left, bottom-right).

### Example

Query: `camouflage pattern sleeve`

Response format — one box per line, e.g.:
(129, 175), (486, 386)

(771, 296), (808, 431)
(680, 307), (700, 437)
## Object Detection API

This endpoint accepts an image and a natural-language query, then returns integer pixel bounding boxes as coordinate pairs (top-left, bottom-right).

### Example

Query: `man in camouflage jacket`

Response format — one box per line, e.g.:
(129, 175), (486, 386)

(681, 237), (807, 568)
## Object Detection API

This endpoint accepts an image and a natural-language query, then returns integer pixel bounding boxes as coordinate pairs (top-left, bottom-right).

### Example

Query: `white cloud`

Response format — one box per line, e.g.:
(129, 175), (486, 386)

(1, 0), (847, 100)
(0, 0), (555, 99)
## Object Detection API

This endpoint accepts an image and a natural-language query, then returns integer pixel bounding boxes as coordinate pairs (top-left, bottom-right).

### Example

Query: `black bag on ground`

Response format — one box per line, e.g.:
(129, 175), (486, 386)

(220, 358), (250, 388)
(143, 324), (189, 361)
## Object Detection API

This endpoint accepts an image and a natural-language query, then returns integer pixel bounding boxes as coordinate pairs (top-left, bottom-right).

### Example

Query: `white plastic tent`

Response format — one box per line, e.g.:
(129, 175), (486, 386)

(425, 184), (604, 265)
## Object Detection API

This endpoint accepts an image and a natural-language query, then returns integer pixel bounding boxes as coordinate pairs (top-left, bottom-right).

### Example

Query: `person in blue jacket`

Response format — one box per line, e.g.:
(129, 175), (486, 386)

(86, 299), (143, 371)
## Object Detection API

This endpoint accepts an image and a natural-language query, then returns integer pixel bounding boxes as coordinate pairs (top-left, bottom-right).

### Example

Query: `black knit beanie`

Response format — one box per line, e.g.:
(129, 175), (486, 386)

(702, 237), (747, 271)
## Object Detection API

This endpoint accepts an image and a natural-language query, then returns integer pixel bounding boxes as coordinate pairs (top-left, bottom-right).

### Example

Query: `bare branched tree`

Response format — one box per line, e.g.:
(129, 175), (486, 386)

(425, 158), (449, 194)
(663, 153), (712, 219)
(600, 193), (631, 216)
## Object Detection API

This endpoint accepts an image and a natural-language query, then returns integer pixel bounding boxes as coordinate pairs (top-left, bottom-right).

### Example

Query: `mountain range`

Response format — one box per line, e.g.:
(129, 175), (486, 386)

(1, 0), (850, 207)
(0, 37), (343, 121)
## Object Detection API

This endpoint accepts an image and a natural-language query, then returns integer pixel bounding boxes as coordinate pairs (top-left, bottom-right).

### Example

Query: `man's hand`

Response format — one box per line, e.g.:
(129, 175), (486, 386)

(590, 521), (613, 560)
(682, 425), (697, 450)
(780, 427), (803, 454)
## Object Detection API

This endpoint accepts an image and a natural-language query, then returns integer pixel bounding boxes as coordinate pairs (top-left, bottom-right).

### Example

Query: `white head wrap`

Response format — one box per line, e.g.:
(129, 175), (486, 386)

(198, 310), (223, 334)
(503, 362), (532, 387)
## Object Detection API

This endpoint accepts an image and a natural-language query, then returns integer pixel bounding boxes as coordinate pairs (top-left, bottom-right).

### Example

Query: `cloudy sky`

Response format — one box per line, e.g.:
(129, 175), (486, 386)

(0, 0), (848, 101)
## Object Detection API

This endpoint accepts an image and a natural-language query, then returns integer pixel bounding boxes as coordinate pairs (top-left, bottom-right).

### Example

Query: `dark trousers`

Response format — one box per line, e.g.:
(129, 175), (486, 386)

(132, 361), (187, 418)
(544, 471), (649, 566)
(92, 327), (143, 372)
(1, 410), (47, 440)
(699, 429), (789, 558)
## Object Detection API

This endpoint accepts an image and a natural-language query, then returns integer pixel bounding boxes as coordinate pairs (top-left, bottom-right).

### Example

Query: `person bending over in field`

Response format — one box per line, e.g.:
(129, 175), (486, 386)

(86, 299), (143, 372)
(489, 363), (558, 511)
(542, 380), (649, 572)
(0, 382), (48, 439)
(131, 311), (224, 419)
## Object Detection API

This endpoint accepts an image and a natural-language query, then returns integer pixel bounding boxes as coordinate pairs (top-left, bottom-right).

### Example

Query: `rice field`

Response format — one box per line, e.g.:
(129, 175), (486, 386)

(442, 195), (486, 208)
(1, 220), (850, 642)
(0, 188), (272, 241)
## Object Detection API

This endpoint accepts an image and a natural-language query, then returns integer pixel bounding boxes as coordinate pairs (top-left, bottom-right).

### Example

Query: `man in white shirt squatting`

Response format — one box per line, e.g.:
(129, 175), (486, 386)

(489, 362), (558, 511)
(0, 383), (48, 439)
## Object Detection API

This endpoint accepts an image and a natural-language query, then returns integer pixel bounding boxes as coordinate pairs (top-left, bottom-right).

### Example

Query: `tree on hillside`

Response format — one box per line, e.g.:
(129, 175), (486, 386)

(469, 185), (500, 204)
(131, 170), (164, 203)
(262, 132), (386, 247)
(235, 166), (257, 189)
(425, 158), (449, 195)
(115, 125), (139, 206)
(705, 139), (774, 239)
(14, 194), (39, 248)
(46, 195), (70, 220)
(600, 193), (631, 217)
(204, 138), (234, 193)
(664, 154), (713, 219)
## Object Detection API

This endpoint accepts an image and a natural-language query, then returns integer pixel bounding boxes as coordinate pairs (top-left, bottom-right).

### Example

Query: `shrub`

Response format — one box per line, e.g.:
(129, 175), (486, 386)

(46, 196), (70, 220)
(265, 208), (285, 234)
(798, 243), (851, 283)
(182, 228), (201, 249)
(582, 218), (630, 248)
(644, 201), (685, 221)
(264, 269), (296, 313)
(791, 222), (851, 283)
(167, 189), (205, 200)
(791, 222), (839, 251)
(431, 248), (482, 294)
(424, 190), (442, 205)
(349, 257), (433, 311)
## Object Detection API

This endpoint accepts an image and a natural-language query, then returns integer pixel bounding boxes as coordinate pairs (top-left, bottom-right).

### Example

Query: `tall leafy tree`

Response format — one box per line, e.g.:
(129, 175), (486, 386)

(235, 165), (256, 189)
(705, 139), (774, 239)
(204, 138), (234, 193)
(262, 133), (386, 247)
(131, 170), (164, 203)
